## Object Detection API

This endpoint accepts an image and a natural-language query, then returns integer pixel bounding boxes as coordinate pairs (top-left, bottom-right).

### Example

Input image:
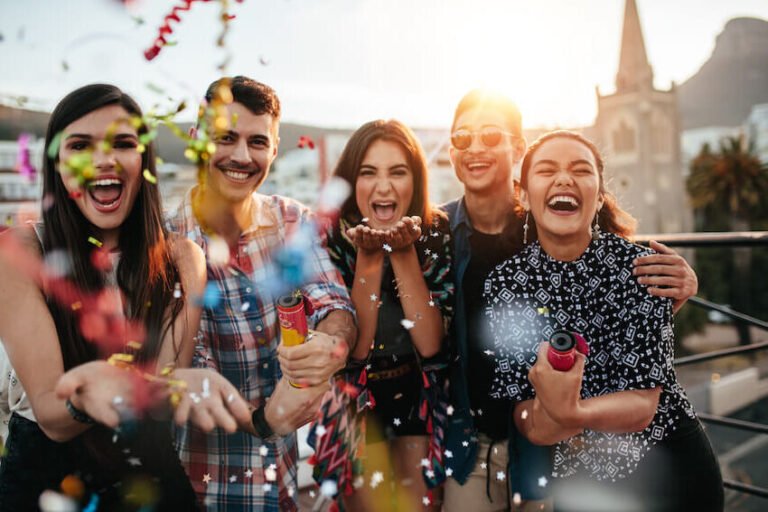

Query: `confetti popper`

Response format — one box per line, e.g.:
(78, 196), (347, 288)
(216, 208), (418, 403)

(547, 330), (589, 372)
(277, 293), (310, 388)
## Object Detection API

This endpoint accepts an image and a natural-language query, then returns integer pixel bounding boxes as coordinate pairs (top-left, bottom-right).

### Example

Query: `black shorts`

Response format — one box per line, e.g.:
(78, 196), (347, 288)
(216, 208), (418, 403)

(365, 360), (428, 443)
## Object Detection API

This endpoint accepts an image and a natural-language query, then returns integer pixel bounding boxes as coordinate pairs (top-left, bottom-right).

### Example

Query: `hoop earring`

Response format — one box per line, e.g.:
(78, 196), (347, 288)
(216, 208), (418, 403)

(591, 213), (601, 241)
(523, 211), (530, 245)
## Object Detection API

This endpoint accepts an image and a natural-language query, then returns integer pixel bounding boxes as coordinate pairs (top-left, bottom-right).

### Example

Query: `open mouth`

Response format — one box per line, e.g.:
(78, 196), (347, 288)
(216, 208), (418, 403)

(547, 195), (579, 213)
(220, 167), (258, 183)
(371, 201), (398, 223)
(465, 159), (494, 172)
(87, 178), (124, 212)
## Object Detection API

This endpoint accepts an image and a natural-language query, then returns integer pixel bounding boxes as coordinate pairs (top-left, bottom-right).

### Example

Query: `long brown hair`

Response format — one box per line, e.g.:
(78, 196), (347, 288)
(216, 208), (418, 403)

(41, 84), (182, 369)
(519, 130), (636, 241)
(334, 119), (437, 226)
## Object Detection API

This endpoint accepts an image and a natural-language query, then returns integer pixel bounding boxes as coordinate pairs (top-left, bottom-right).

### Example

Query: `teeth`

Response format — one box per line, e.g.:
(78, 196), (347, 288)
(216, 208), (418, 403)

(224, 170), (251, 181)
(467, 162), (490, 169)
(90, 179), (121, 187)
(548, 195), (579, 207)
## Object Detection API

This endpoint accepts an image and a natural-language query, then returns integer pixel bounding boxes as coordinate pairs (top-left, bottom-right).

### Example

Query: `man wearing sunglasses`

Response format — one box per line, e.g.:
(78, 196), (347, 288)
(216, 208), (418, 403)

(440, 90), (699, 511)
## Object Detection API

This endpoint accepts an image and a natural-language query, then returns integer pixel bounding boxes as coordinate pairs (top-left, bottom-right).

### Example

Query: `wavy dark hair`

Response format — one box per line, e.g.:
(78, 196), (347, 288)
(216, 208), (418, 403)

(519, 130), (637, 241)
(41, 84), (183, 370)
(334, 119), (441, 227)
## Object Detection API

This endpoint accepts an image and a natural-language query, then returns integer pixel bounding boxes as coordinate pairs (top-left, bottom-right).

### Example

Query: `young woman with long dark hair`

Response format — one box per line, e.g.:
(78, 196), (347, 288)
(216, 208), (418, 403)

(0, 84), (249, 510)
(325, 119), (454, 510)
(484, 130), (723, 512)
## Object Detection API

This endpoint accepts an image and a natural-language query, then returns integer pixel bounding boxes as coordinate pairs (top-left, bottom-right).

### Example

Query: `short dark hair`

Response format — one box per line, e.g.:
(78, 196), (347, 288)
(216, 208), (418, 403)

(520, 130), (637, 239)
(451, 89), (522, 136)
(334, 119), (436, 226)
(205, 75), (281, 120)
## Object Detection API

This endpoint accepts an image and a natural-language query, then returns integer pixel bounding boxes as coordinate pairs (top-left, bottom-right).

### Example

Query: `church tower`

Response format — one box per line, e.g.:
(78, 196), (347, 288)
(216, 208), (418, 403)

(592, 0), (690, 234)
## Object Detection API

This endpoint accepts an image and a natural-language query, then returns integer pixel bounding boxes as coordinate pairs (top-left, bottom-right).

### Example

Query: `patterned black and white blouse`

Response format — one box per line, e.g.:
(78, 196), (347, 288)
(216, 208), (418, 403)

(484, 232), (696, 481)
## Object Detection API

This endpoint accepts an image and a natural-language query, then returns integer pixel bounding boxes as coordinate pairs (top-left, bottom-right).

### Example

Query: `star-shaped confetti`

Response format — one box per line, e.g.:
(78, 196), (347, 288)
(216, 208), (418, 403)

(428, 300), (435, 307)
(420, 458), (430, 468)
(203, 474), (212, 484)
(370, 293), (378, 302)
(425, 469), (435, 479)
(422, 496), (431, 506)
(480, 462), (488, 470)
(382, 243), (392, 253)
(496, 471), (506, 481)
(371, 471), (384, 488)
(229, 475), (237, 483)
(483, 349), (494, 356)
(446, 405), (454, 416)
(259, 445), (269, 457)
(400, 319), (415, 330)
(265, 465), (277, 482)
(315, 425), (327, 438)
(538, 476), (548, 487)
(245, 469), (253, 478)
(521, 409), (529, 420)
(393, 418), (402, 426)
(462, 441), (469, 447)
(320, 480), (338, 496)
(446, 468), (453, 477)
(445, 450), (453, 458)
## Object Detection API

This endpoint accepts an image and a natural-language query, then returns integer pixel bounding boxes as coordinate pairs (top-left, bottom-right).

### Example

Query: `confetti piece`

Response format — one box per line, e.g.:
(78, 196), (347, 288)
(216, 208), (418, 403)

(370, 471), (384, 489)
(315, 425), (327, 437)
(369, 293), (378, 302)
(244, 469), (253, 478)
(461, 441), (469, 447)
(537, 307), (549, 315)
(320, 479), (338, 497)
(60, 475), (85, 500)
(259, 55), (269, 65)
(309, 490), (316, 498)
(173, 282), (182, 298)
(420, 458), (430, 468)
(142, 168), (157, 184)
(483, 349), (494, 356)
(87, 236), (103, 248)
(202, 474), (211, 484)
(259, 445), (268, 457)
(361, 217), (369, 223)
(197, 282), (221, 309)
(39, 490), (78, 512)
(521, 409), (529, 420)
(480, 462), (487, 470)
(382, 244), (392, 253)
(15, 133), (37, 181)
(400, 319), (415, 330)
(422, 496), (431, 506)
(445, 450), (453, 458)
(513, 493), (522, 506)
(229, 475), (237, 483)
(297, 135), (315, 149)
(393, 418), (401, 426)
(446, 405), (454, 416)
(496, 471), (506, 481)
(538, 476), (548, 487)
(201, 377), (211, 398)
(446, 468), (453, 477)
(227, 393), (235, 403)
(127, 457), (142, 467)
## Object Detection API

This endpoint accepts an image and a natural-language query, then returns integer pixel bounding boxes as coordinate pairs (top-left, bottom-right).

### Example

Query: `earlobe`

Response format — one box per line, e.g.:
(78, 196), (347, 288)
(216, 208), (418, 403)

(520, 189), (531, 210)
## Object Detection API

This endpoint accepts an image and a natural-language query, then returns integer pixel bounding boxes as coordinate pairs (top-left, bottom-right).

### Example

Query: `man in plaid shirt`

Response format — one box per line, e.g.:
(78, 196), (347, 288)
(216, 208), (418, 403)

(167, 76), (356, 511)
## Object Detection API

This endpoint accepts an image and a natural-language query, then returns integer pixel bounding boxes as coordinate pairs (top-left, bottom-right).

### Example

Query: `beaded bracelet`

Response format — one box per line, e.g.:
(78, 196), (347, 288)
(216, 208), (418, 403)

(65, 398), (95, 425)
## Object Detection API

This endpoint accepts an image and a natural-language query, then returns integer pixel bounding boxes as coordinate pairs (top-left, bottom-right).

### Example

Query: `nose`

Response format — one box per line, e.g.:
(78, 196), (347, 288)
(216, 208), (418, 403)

(374, 175), (394, 193)
(230, 138), (251, 164)
(92, 143), (117, 171)
(554, 169), (574, 186)
(467, 133), (484, 153)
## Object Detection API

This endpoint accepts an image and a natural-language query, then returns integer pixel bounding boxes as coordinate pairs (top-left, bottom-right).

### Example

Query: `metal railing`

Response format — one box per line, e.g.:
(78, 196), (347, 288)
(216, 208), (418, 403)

(640, 231), (768, 501)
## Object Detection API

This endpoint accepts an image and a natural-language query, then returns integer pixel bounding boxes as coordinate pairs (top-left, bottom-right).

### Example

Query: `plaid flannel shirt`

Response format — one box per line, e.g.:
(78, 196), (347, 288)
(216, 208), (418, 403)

(166, 190), (353, 511)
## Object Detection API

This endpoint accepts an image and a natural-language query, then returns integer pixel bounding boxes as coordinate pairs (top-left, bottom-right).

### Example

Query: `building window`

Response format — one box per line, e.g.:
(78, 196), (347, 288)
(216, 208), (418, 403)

(612, 119), (636, 154)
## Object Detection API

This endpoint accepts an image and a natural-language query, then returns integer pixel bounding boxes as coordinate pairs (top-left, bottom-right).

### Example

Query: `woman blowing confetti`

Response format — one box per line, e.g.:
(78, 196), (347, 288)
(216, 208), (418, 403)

(324, 120), (454, 510)
(484, 131), (723, 512)
(0, 84), (250, 510)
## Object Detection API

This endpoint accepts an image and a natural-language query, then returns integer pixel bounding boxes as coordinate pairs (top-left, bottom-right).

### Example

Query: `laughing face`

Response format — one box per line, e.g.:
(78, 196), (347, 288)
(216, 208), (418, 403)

(521, 136), (603, 251)
(58, 104), (142, 246)
(204, 101), (278, 205)
(355, 139), (414, 230)
(449, 107), (522, 195)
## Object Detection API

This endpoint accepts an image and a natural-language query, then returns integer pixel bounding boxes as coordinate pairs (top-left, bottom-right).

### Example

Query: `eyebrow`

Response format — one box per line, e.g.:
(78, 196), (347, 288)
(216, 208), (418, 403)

(65, 132), (138, 140)
(533, 159), (594, 168)
(360, 163), (409, 171)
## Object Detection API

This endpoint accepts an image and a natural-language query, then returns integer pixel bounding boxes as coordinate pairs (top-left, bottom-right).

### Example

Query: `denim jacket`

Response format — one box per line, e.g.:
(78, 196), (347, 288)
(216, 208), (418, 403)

(440, 197), (551, 500)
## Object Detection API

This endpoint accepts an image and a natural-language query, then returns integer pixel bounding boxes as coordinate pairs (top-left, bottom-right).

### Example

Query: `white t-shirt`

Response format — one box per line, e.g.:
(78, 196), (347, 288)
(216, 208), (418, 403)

(0, 340), (35, 443)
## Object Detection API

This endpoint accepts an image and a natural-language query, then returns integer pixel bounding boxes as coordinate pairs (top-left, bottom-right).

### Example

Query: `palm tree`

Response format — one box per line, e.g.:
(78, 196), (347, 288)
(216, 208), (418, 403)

(687, 134), (768, 345)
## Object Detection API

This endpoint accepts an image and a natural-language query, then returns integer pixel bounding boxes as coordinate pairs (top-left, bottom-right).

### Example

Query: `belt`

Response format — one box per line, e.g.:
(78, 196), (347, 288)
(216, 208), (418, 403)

(367, 361), (418, 381)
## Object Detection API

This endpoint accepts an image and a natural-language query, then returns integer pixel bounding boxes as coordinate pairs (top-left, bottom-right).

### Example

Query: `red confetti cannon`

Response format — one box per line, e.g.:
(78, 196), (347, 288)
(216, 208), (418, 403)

(547, 330), (589, 371)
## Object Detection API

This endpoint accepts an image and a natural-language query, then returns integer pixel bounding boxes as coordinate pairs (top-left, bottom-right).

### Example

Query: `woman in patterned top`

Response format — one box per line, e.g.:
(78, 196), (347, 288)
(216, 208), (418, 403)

(326, 120), (453, 510)
(484, 131), (722, 511)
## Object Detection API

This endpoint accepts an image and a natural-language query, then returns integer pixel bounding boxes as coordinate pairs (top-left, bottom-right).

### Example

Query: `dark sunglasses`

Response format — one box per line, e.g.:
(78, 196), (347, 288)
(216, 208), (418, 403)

(450, 127), (517, 151)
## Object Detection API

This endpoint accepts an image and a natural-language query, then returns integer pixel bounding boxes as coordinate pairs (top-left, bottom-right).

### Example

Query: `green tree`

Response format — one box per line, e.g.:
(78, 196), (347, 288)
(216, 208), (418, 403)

(687, 135), (768, 345)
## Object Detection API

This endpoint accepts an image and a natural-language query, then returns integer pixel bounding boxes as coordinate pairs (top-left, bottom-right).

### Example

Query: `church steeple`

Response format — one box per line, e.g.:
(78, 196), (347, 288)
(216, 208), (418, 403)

(615, 0), (654, 92)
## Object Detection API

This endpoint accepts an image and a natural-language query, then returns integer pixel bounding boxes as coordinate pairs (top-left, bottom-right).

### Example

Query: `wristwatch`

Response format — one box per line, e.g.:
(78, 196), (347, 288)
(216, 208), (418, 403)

(251, 405), (275, 439)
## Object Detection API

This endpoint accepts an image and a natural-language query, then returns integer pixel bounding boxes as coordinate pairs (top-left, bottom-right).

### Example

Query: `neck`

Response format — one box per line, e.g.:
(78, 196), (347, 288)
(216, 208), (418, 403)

(538, 231), (593, 262)
(463, 186), (515, 234)
(193, 186), (253, 248)
(100, 229), (120, 252)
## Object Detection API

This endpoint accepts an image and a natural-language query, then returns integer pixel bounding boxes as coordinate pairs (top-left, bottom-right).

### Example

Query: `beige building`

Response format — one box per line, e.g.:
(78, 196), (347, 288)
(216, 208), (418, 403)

(590, 0), (691, 234)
